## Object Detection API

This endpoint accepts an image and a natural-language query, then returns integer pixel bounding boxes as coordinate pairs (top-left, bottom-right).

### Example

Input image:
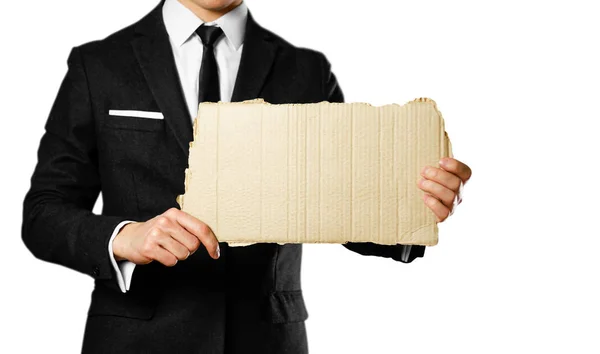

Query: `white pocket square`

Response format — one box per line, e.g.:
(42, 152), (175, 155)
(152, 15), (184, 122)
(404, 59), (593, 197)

(109, 110), (164, 120)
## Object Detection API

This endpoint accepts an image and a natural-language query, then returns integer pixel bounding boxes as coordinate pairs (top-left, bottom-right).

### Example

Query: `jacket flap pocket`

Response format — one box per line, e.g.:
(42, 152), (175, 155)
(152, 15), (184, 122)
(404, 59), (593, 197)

(267, 290), (309, 323)
(87, 283), (156, 320)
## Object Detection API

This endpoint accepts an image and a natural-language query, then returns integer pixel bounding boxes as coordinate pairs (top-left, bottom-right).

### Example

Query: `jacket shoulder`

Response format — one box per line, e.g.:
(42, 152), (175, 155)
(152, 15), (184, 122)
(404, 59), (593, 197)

(74, 21), (137, 57)
(259, 24), (329, 65)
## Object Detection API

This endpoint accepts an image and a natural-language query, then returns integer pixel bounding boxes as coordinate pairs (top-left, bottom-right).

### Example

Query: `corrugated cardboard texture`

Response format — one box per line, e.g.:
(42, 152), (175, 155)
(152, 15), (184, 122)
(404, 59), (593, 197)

(177, 98), (452, 246)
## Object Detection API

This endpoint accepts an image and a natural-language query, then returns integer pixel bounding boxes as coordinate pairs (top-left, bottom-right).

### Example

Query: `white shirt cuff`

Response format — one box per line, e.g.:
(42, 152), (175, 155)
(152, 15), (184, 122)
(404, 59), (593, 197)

(108, 220), (137, 293)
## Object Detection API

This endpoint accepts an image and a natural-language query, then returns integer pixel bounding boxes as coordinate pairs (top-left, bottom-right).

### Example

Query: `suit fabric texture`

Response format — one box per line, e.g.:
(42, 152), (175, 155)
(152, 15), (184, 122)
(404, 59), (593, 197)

(22, 2), (425, 353)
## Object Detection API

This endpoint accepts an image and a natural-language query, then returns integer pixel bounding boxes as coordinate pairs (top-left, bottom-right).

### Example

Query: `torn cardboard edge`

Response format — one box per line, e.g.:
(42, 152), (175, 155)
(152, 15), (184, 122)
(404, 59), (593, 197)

(177, 98), (452, 247)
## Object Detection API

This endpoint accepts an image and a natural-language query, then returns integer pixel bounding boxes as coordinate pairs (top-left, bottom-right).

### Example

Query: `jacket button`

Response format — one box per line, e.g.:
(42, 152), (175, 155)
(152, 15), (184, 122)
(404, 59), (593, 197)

(92, 266), (100, 277)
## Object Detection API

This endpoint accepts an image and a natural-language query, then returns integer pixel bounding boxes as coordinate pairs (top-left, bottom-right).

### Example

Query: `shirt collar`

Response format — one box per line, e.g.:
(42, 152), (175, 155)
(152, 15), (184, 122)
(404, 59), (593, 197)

(163, 0), (248, 50)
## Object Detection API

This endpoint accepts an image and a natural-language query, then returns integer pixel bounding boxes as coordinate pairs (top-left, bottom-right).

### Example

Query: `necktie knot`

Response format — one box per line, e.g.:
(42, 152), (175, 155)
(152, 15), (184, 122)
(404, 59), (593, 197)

(195, 25), (224, 47)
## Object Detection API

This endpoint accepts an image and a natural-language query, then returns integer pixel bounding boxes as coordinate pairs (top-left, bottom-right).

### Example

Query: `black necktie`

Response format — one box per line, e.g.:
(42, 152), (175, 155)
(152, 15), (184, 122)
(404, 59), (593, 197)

(195, 25), (224, 103)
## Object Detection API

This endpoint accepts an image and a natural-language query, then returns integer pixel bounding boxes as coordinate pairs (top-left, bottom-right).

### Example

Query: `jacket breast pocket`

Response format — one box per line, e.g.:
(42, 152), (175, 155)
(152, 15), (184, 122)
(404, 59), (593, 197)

(103, 113), (165, 132)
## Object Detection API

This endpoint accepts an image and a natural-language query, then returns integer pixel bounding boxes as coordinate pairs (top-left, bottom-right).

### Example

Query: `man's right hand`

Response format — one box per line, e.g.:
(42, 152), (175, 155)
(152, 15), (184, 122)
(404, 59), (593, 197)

(112, 208), (220, 266)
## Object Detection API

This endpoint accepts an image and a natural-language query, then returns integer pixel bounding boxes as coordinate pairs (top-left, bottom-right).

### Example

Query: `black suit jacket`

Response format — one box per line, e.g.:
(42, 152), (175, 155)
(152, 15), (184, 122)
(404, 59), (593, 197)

(22, 2), (425, 353)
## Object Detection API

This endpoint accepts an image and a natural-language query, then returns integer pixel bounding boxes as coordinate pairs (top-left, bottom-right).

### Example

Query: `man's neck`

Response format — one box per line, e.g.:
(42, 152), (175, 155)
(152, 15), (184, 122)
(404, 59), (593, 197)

(177, 0), (243, 22)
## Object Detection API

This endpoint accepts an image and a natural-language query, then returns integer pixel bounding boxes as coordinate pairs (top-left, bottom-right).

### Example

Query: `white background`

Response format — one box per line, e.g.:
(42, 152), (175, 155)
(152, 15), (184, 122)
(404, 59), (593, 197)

(1, 0), (599, 353)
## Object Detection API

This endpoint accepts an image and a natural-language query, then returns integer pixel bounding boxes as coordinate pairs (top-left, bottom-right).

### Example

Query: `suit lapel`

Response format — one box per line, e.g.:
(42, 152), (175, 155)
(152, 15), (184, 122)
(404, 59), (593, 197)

(231, 11), (278, 102)
(129, 6), (278, 155)
(131, 3), (193, 156)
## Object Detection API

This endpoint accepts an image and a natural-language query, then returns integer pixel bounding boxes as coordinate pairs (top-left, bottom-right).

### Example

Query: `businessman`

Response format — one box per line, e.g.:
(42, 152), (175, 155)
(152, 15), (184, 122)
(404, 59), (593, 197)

(22, 0), (472, 353)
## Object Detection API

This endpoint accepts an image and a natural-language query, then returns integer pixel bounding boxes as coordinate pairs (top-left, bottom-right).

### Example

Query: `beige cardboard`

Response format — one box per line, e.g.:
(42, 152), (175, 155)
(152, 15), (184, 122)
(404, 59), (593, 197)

(177, 98), (452, 246)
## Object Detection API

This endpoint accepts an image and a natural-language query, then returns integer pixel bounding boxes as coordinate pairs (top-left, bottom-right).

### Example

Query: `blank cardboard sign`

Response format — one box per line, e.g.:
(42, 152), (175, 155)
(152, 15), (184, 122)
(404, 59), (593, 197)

(177, 98), (452, 246)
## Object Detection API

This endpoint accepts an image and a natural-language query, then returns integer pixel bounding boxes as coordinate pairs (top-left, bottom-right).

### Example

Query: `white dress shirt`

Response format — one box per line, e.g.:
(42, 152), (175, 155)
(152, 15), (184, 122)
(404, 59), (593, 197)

(107, 0), (248, 293)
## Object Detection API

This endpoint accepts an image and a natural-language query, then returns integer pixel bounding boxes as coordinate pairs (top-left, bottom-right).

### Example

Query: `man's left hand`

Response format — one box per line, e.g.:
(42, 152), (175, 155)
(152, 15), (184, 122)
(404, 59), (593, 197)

(417, 157), (472, 222)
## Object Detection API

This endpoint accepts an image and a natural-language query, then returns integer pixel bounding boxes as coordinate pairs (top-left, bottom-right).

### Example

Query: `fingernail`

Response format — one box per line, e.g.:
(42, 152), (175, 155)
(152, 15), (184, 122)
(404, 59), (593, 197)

(419, 178), (427, 187)
(216, 245), (220, 259)
(421, 166), (429, 176)
(425, 167), (436, 178)
(439, 158), (447, 166)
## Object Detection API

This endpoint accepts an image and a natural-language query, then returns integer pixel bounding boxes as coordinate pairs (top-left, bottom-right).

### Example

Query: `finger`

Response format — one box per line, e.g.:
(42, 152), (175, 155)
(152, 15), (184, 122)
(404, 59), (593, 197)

(421, 166), (462, 192)
(151, 245), (179, 267)
(157, 235), (191, 261)
(417, 178), (455, 208)
(439, 158), (472, 183)
(423, 193), (451, 222)
(155, 216), (201, 254)
(164, 208), (220, 259)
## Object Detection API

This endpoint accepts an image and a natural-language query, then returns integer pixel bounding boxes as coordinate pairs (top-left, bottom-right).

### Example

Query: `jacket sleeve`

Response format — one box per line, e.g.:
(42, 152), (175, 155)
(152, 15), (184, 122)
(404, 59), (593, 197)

(320, 53), (426, 264)
(21, 46), (130, 290)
